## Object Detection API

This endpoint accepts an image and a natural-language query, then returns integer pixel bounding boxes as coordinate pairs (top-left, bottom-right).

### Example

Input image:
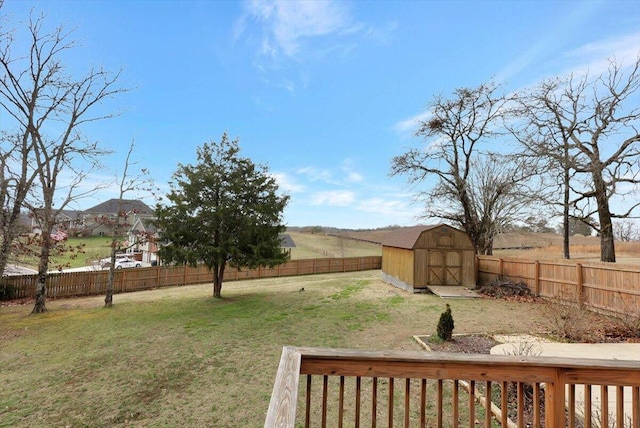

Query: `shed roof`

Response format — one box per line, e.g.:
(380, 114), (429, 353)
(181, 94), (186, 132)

(279, 234), (296, 248)
(381, 224), (446, 249)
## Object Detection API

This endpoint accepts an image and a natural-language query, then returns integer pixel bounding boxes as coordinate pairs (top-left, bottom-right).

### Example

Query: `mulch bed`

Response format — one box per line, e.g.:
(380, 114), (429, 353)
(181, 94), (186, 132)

(423, 334), (499, 354)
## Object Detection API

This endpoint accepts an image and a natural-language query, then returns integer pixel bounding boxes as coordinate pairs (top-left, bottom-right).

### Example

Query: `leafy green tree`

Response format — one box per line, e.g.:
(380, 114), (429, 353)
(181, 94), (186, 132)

(155, 133), (289, 298)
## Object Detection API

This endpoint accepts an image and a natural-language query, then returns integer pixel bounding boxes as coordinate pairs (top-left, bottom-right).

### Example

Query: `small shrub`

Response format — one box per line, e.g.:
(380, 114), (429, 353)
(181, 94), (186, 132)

(436, 304), (455, 341)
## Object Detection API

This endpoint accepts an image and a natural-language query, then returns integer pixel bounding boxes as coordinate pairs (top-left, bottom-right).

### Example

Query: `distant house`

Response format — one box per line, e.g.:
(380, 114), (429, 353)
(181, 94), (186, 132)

(127, 217), (159, 264)
(279, 233), (296, 257)
(82, 199), (154, 237)
(30, 209), (83, 235)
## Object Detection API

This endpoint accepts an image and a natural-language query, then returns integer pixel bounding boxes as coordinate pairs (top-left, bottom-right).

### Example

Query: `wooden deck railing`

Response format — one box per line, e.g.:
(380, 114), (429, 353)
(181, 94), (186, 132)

(265, 347), (640, 428)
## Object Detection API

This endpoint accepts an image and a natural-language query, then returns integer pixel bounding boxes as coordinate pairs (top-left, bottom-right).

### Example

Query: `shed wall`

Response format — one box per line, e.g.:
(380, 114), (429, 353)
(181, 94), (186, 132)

(381, 246), (414, 286)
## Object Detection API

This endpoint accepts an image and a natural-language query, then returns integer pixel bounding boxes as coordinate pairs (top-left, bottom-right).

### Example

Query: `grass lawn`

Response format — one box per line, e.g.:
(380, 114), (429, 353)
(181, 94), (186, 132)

(20, 236), (114, 270)
(0, 271), (551, 427)
(287, 231), (381, 259)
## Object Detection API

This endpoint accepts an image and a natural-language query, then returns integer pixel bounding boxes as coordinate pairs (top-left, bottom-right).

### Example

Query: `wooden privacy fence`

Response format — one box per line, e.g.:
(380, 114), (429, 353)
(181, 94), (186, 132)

(477, 256), (640, 317)
(0, 256), (381, 300)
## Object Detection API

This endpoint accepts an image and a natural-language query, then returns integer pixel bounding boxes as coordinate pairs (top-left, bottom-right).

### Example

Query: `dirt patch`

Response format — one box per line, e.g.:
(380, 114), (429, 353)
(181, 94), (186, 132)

(0, 297), (33, 307)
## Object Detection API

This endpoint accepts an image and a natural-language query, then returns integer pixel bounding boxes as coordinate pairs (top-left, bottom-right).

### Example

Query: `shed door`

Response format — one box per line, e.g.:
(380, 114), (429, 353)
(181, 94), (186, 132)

(427, 250), (462, 286)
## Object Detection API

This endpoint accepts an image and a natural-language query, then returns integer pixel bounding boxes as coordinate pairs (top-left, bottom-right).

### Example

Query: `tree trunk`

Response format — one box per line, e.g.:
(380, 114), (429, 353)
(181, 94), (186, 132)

(105, 267), (114, 307)
(212, 262), (225, 298)
(593, 172), (616, 262)
(31, 237), (51, 314)
(563, 157), (571, 259)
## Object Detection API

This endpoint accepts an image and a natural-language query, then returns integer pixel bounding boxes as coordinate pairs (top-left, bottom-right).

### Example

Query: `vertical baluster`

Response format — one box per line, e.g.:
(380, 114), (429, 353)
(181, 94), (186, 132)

(420, 379), (427, 428)
(568, 384), (576, 428)
(453, 380), (459, 428)
(584, 384), (592, 428)
(533, 383), (541, 428)
(372, 377), (378, 428)
(405, 378), (410, 428)
(616, 385), (623, 428)
(632, 386), (639, 428)
(338, 376), (344, 428)
(388, 377), (395, 428)
(437, 379), (443, 428)
(306, 375), (312, 428)
(517, 382), (524, 428)
(322, 375), (328, 428)
(501, 382), (508, 428)
(355, 376), (361, 428)
(469, 380), (476, 428)
(485, 381), (492, 428)
(601, 385), (609, 428)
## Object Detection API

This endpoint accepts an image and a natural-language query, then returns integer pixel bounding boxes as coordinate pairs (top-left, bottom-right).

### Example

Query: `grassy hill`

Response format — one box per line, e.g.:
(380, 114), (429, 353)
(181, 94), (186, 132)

(289, 227), (640, 265)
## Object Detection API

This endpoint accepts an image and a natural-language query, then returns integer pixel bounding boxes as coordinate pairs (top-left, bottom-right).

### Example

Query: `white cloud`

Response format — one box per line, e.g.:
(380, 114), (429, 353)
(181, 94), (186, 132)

(563, 33), (640, 61)
(243, 0), (355, 58)
(310, 190), (355, 206)
(272, 172), (305, 193)
(560, 33), (640, 77)
(297, 161), (365, 185)
(393, 111), (430, 137)
(237, 0), (397, 91)
(340, 159), (363, 183)
(297, 166), (336, 184)
(346, 171), (363, 183)
(356, 197), (421, 221)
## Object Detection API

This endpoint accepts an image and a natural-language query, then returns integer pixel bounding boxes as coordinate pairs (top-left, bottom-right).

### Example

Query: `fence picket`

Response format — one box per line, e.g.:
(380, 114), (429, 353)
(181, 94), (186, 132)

(1, 256), (382, 300)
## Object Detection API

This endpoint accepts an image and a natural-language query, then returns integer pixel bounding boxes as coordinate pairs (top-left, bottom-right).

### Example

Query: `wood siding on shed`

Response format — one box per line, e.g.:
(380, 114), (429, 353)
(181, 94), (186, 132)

(414, 226), (475, 251)
(381, 246), (414, 286)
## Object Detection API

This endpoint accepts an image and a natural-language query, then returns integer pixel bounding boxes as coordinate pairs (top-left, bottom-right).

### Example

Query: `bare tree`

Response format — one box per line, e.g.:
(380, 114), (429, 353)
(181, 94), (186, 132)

(104, 141), (154, 308)
(0, 11), (126, 312)
(613, 220), (639, 242)
(511, 80), (580, 259)
(515, 58), (640, 262)
(391, 81), (538, 254)
(0, 131), (38, 278)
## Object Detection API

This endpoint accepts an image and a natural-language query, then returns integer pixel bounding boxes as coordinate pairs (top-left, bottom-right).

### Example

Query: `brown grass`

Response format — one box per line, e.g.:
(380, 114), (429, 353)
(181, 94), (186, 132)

(0, 271), (551, 427)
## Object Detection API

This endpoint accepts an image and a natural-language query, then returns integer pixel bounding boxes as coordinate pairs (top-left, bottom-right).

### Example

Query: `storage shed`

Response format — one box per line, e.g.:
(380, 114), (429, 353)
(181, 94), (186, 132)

(381, 224), (476, 293)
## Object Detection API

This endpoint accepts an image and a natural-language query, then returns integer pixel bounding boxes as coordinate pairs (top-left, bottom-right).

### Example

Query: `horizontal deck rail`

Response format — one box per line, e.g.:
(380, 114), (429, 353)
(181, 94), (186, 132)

(265, 347), (640, 428)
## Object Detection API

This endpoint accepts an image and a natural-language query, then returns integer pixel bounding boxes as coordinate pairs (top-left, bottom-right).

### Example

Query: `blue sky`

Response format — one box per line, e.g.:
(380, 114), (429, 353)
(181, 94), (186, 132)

(2, 0), (639, 229)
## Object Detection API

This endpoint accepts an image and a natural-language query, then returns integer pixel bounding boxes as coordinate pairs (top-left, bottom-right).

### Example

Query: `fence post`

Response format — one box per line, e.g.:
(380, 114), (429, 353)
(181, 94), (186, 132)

(576, 263), (584, 307)
(499, 258), (504, 279)
(534, 261), (540, 296)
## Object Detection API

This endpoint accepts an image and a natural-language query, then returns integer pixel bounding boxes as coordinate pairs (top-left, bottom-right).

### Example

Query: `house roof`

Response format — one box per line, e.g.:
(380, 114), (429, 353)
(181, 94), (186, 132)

(85, 199), (154, 215)
(279, 234), (296, 248)
(381, 224), (445, 249)
(130, 217), (158, 234)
